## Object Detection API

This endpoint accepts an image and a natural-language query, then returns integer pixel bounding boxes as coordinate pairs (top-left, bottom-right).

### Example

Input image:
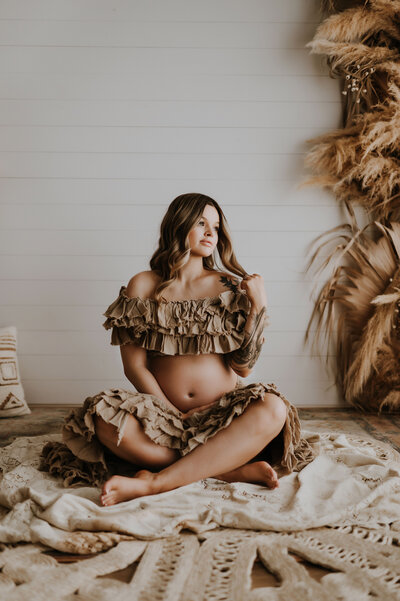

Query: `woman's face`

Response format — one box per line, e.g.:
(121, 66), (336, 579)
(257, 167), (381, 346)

(187, 204), (220, 255)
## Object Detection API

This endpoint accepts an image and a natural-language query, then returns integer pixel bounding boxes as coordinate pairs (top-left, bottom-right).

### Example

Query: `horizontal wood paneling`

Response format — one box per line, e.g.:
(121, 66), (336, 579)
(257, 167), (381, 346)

(0, 48), (327, 77)
(0, 74), (339, 102)
(0, 100), (340, 128)
(0, 151), (327, 180)
(0, 179), (336, 206)
(0, 19), (315, 49)
(0, 1), (320, 22)
(0, 204), (344, 232)
(0, 126), (330, 153)
(0, 21), (317, 48)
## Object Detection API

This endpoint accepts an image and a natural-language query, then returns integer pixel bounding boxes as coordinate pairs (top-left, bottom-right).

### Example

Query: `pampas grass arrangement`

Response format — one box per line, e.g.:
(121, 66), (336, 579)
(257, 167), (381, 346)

(305, 0), (400, 411)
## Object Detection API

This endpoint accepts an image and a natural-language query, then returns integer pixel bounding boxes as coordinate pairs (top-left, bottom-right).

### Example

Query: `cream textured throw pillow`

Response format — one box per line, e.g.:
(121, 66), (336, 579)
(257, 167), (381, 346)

(0, 326), (30, 417)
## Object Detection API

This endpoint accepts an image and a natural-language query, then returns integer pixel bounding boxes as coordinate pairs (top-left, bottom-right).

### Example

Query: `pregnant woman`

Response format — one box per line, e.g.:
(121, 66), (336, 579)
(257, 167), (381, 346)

(42, 193), (314, 505)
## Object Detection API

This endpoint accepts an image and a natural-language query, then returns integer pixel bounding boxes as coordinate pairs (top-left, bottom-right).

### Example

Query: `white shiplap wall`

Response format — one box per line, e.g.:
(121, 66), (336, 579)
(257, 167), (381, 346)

(0, 0), (343, 407)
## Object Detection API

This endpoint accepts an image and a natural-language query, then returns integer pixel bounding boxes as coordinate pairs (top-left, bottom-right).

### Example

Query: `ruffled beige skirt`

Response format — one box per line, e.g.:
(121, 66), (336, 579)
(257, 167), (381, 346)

(40, 380), (315, 488)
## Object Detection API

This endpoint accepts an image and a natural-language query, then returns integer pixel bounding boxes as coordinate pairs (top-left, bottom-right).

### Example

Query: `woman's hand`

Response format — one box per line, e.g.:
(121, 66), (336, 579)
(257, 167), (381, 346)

(240, 274), (268, 312)
(181, 400), (218, 420)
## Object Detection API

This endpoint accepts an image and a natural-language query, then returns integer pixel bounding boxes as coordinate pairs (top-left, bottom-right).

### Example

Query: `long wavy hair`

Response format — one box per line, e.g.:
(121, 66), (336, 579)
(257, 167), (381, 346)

(149, 193), (249, 302)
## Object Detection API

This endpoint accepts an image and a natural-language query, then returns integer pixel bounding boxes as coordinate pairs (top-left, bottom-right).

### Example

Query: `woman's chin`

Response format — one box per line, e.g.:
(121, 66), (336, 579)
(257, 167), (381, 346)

(191, 246), (214, 256)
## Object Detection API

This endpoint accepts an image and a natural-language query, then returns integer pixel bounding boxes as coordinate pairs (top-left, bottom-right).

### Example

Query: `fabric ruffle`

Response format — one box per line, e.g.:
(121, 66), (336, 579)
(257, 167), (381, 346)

(40, 441), (108, 488)
(102, 286), (253, 355)
(40, 382), (316, 488)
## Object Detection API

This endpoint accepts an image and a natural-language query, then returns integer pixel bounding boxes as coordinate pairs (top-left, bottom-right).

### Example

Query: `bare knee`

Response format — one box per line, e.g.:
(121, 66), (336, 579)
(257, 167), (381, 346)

(259, 393), (287, 434)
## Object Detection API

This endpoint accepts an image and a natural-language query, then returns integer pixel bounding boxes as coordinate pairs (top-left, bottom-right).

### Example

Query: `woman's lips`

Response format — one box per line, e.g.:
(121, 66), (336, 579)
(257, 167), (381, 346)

(201, 241), (213, 246)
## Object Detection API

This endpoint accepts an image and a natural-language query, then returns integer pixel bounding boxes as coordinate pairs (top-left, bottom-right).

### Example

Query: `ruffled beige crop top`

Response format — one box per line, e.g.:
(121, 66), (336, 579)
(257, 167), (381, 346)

(102, 284), (252, 357)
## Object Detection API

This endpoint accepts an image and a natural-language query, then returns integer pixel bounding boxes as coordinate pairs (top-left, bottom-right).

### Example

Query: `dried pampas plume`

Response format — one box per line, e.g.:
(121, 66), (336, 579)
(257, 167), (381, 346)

(307, 207), (400, 412)
(302, 80), (400, 220)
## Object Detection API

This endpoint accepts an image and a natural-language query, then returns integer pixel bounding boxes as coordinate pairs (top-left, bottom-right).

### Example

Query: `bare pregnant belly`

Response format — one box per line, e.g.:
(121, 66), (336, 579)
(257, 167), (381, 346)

(147, 354), (239, 412)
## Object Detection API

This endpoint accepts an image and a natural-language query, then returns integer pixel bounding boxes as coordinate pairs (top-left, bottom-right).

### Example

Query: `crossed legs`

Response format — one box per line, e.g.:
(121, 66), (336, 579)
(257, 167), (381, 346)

(94, 392), (288, 506)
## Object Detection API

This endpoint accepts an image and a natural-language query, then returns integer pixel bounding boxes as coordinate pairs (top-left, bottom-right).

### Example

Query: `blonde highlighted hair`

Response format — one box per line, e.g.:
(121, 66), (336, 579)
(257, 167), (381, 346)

(149, 193), (249, 302)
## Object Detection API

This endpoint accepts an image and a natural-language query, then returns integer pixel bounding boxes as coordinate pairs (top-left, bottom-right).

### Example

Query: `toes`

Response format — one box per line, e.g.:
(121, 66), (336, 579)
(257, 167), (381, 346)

(102, 475), (120, 497)
(270, 473), (279, 485)
(101, 493), (115, 506)
(101, 484), (117, 506)
(102, 477), (116, 496)
(263, 463), (279, 488)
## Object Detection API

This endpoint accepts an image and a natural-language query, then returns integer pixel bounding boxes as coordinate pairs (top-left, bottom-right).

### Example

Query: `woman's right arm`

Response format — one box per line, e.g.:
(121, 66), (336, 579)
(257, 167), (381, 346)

(119, 271), (180, 412)
(120, 343), (179, 411)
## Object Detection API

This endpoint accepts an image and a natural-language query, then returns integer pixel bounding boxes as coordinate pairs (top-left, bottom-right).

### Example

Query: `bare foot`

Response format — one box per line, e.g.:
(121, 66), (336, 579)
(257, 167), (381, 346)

(216, 460), (279, 489)
(100, 469), (157, 506)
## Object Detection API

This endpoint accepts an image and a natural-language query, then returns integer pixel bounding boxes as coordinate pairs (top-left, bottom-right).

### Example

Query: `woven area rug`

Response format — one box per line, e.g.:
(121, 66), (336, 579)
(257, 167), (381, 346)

(1, 428), (400, 599)
(2, 525), (400, 600)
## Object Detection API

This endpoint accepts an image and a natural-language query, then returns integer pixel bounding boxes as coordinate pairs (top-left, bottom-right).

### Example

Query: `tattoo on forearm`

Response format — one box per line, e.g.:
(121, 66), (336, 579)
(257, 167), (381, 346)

(230, 306), (267, 369)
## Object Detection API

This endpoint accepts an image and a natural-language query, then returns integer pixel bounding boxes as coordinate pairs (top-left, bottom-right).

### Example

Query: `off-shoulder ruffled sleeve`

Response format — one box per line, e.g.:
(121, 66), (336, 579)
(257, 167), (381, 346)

(102, 285), (253, 355)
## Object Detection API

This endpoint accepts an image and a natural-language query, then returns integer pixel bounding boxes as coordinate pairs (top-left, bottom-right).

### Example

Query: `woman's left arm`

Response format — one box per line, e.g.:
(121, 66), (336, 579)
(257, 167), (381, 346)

(227, 274), (268, 377)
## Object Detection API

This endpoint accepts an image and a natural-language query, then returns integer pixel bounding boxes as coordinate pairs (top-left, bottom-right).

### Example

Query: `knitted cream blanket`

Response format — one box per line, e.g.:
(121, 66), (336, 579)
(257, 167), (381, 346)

(1, 430), (400, 551)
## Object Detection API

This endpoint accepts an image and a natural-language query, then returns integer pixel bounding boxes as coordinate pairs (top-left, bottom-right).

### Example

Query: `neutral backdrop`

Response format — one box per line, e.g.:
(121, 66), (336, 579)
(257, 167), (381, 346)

(0, 0), (343, 406)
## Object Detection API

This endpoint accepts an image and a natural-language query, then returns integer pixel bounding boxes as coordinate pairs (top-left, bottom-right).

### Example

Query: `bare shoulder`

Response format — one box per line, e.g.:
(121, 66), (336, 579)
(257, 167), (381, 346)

(215, 271), (241, 293)
(125, 270), (161, 299)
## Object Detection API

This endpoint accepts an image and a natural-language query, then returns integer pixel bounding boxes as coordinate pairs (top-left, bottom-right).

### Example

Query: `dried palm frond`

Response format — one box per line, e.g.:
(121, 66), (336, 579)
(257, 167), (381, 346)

(307, 208), (400, 411)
